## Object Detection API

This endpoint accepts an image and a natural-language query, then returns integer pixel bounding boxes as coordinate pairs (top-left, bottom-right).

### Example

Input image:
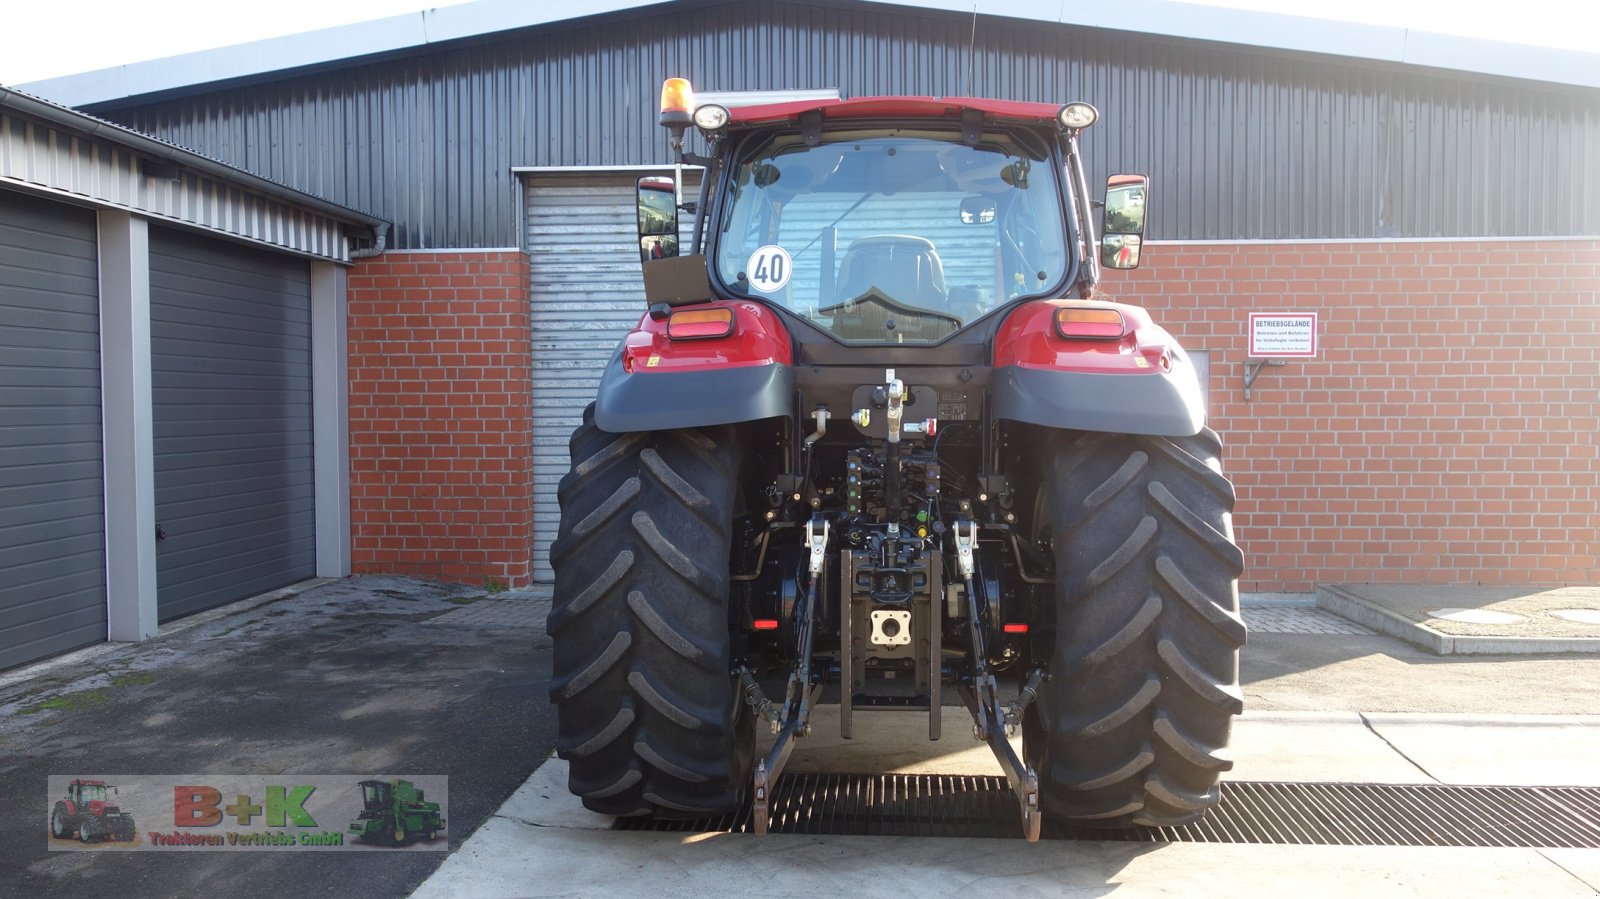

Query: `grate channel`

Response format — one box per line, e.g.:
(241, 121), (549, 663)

(614, 776), (1600, 847)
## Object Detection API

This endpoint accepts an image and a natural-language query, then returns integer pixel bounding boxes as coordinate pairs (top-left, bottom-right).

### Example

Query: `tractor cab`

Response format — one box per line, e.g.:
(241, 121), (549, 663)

(69, 779), (114, 810)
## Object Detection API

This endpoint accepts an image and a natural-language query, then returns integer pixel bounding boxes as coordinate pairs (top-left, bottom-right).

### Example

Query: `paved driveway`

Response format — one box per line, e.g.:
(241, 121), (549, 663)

(0, 577), (555, 899)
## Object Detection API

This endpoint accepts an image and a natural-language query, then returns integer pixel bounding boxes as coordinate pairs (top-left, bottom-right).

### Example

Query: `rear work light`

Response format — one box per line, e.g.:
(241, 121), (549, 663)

(1053, 306), (1126, 340)
(666, 307), (735, 340)
(1057, 102), (1098, 130)
(693, 104), (730, 132)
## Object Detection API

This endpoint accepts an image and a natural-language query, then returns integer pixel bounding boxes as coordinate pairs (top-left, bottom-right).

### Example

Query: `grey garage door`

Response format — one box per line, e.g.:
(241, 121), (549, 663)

(524, 171), (698, 582)
(150, 228), (315, 620)
(0, 192), (106, 669)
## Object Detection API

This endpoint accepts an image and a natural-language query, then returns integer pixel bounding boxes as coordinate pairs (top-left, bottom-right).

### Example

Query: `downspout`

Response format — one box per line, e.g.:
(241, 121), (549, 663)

(348, 222), (390, 259)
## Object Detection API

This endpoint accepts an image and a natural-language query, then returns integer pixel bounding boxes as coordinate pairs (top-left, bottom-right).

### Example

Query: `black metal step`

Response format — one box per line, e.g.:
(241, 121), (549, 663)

(615, 775), (1600, 848)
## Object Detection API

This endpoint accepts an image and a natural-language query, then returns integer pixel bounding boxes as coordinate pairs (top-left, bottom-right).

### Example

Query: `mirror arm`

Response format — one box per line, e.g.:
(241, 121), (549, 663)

(1063, 138), (1099, 289)
(691, 153), (720, 257)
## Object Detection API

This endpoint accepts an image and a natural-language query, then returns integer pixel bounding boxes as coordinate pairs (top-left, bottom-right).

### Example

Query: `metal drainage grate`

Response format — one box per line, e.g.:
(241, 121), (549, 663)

(615, 776), (1600, 848)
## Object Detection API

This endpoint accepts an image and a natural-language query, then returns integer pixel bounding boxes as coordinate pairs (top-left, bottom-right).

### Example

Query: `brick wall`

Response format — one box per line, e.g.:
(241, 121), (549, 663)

(342, 241), (1597, 593)
(347, 251), (534, 587)
(1104, 239), (1600, 591)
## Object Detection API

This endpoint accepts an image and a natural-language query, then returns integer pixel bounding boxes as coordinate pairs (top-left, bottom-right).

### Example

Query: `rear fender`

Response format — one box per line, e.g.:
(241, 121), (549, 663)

(594, 300), (795, 433)
(992, 300), (1206, 437)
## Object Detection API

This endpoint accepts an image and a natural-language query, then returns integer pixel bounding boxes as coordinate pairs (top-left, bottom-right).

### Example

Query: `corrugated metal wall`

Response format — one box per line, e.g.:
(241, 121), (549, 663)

(93, 0), (1600, 247)
(1, 110), (353, 262)
(525, 171), (699, 580)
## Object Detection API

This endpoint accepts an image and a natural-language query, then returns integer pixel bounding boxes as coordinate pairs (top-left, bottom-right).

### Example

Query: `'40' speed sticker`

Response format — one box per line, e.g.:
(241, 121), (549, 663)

(744, 245), (793, 293)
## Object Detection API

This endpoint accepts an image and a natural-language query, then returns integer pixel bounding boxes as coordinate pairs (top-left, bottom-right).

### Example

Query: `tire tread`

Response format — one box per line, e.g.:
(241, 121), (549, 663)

(548, 403), (752, 817)
(1030, 428), (1246, 827)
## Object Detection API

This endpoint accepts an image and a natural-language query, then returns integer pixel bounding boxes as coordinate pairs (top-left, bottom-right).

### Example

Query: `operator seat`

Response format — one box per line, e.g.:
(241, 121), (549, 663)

(829, 235), (953, 341)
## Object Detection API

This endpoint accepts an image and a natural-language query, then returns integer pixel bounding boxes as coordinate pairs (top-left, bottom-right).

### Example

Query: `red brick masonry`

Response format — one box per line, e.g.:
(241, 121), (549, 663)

(348, 241), (1598, 593)
(347, 251), (534, 587)
(1107, 239), (1600, 591)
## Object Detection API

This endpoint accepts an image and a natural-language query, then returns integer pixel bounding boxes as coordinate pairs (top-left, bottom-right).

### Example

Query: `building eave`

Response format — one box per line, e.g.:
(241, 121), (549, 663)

(0, 84), (389, 262)
(15, 0), (1600, 110)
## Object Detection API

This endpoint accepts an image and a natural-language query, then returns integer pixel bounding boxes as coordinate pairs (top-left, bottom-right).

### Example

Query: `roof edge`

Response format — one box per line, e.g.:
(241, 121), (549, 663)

(0, 85), (388, 230)
(18, 0), (677, 108)
(15, 0), (1600, 108)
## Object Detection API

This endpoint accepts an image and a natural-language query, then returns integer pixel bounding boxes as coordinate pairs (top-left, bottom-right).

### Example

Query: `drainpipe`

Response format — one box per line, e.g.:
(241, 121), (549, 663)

(349, 222), (389, 259)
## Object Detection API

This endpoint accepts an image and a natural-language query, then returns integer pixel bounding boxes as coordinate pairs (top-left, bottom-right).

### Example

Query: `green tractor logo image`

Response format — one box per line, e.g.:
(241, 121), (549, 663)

(349, 780), (443, 845)
(51, 779), (136, 843)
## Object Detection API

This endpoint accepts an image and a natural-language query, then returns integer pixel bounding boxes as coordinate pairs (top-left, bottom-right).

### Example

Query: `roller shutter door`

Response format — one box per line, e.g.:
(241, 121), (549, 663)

(150, 229), (315, 620)
(525, 172), (697, 581)
(0, 192), (106, 669)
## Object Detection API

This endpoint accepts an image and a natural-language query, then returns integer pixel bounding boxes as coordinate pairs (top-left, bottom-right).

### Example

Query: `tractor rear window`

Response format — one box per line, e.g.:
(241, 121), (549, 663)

(714, 131), (1070, 343)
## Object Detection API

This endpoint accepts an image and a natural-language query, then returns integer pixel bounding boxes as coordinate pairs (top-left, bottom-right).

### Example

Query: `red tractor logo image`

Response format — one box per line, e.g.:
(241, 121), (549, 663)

(51, 779), (136, 843)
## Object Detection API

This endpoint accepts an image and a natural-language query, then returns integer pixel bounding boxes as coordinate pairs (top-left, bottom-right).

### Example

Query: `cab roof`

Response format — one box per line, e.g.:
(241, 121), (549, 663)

(726, 96), (1065, 128)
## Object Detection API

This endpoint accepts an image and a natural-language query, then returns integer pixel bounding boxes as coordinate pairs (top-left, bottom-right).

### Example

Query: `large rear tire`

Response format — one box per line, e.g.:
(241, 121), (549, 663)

(1025, 428), (1246, 827)
(548, 404), (754, 817)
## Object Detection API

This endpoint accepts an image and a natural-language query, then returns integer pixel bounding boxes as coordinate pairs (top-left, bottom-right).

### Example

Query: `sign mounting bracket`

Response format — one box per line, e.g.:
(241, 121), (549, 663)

(1242, 358), (1288, 401)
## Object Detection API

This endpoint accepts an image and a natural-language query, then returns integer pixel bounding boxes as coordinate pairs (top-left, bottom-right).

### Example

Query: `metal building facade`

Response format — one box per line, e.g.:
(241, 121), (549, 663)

(0, 87), (375, 667)
(91, 0), (1600, 249)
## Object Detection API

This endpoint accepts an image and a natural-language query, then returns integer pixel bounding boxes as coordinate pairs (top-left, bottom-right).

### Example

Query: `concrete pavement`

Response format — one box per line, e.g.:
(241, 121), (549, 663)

(410, 615), (1600, 899)
(1320, 585), (1600, 655)
(415, 827), (1599, 898)
(412, 706), (1600, 897)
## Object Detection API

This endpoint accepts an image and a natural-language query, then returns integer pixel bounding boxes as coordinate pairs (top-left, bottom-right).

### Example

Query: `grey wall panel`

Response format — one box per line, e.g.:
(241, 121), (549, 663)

(96, 0), (1600, 249)
(150, 227), (315, 620)
(0, 110), (355, 263)
(526, 172), (698, 581)
(0, 190), (106, 670)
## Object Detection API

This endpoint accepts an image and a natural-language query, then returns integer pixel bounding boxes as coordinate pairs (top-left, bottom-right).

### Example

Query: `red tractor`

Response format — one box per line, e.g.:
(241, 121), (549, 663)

(51, 779), (136, 842)
(548, 79), (1244, 841)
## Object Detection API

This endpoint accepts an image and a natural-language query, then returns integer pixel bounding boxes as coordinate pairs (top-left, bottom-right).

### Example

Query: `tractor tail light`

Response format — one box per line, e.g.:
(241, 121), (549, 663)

(752, 619), (779, 631)
(1003, 623), (1030, 634)
(667, 307), (734, 340)
(1054, 307), (1126, 340)
(660, 78), (695, 126)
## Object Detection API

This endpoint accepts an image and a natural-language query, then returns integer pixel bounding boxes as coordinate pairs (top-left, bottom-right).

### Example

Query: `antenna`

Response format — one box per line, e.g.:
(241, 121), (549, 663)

(964, 5), (978, 97)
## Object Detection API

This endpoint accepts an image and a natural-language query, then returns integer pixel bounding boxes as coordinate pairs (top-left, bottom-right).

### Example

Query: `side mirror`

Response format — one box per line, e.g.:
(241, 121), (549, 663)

(959, 196), (996, 224)
(1101, 174), (1148, 270)
(637, 176), (679, 264)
